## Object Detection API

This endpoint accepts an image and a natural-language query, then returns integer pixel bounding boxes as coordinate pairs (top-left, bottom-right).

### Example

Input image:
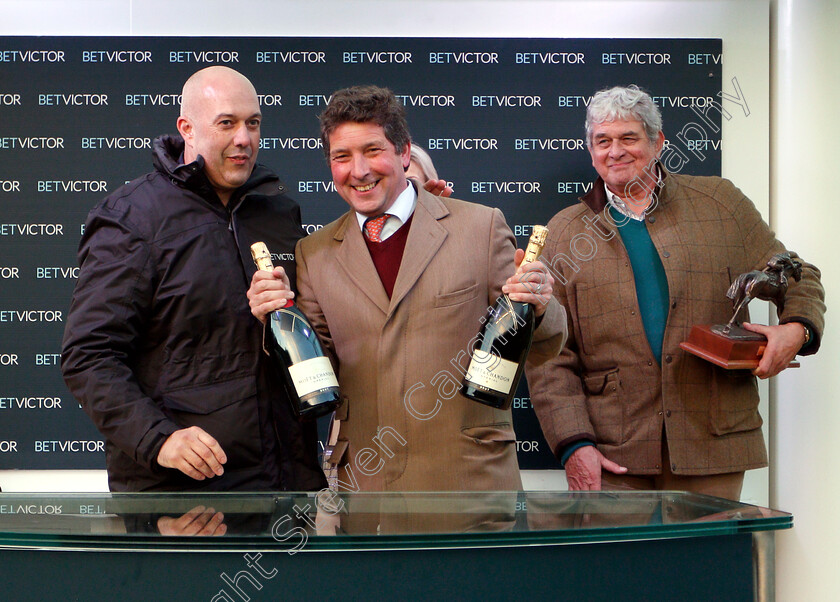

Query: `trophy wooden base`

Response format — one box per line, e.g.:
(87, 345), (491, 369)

(679, 325), (800, 370)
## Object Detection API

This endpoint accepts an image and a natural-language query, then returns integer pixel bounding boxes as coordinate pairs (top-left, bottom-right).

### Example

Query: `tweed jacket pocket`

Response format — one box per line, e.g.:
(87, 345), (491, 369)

(708, 371), (762, 436)
(582, 368), (624, 446)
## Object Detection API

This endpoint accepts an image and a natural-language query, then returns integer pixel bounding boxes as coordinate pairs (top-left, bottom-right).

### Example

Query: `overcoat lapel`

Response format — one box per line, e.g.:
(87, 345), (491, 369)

(333, 214), (391, 315)
(389, 188), (449, 315)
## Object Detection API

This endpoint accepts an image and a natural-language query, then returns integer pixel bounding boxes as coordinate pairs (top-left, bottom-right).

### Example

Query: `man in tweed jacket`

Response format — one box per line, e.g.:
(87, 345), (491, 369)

(525, 85), (825, 499)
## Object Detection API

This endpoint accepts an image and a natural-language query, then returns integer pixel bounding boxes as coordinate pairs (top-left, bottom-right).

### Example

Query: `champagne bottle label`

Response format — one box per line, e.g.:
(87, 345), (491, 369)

(465, 349), (519, 394)
(288, 356), (340, 398)
(461, 224), (548, 409)
(250, 241), (341, 418)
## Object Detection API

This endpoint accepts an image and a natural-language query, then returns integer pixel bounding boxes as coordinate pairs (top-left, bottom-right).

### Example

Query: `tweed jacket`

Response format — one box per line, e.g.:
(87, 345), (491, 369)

(525, 169), (824, 476)
(295, 183), (567, 491)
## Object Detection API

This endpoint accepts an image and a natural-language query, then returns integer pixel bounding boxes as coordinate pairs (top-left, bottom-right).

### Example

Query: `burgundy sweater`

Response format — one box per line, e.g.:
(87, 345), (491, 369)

(363, 214), (413, 298)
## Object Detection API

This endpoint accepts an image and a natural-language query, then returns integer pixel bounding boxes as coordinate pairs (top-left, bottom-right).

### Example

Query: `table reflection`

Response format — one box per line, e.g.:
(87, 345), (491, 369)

(0, 490), (791, 549)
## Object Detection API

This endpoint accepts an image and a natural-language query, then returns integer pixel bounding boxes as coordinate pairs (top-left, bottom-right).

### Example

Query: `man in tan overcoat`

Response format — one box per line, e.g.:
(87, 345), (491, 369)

(249, 85), (567, 494)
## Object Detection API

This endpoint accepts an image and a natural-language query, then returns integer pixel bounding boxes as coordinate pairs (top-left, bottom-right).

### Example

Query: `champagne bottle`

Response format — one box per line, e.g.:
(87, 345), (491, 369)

(461, 226), (549, 410)
(251, 242), (341, 419)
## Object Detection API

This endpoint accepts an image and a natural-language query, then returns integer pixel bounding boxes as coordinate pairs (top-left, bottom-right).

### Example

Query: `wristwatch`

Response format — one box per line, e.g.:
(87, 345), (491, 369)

(800, 322), (811, 346)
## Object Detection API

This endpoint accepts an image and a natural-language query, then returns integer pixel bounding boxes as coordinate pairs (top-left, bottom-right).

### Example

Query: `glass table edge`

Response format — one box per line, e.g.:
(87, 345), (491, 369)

(0, 515), (793, 552)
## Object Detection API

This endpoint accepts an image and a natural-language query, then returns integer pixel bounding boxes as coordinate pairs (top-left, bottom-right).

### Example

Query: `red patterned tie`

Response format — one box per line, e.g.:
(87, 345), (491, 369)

(364, 214), (389, 242)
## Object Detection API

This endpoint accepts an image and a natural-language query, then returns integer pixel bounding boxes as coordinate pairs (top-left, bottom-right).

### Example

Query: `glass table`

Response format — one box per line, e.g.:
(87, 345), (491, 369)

(0, 490), (790, 601)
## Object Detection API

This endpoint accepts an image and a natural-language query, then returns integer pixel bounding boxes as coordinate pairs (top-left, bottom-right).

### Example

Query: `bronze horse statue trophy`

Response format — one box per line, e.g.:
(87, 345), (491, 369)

(714, 252), (803, 339)
(681, 252), (803, 368)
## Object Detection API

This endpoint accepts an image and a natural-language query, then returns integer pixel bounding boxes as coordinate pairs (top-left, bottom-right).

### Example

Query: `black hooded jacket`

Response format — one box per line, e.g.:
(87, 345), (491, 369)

(62, 135), (326, 492)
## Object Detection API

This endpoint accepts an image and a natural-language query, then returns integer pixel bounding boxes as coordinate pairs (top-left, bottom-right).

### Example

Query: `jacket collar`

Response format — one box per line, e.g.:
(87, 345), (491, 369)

(579, 162), (670, 214)
(330, 181), (450, 316)
(152, 135), (287, 209)
(331, 179), (450, 244)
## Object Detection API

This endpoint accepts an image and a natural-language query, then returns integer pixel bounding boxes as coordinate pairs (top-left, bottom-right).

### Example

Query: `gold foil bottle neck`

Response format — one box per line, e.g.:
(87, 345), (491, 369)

(522, 225), (548, 264)
(250, 242), (274, 271)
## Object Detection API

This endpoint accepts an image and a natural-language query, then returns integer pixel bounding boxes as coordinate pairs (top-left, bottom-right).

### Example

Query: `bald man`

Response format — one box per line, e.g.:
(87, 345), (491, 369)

(62, 66), (326, 493)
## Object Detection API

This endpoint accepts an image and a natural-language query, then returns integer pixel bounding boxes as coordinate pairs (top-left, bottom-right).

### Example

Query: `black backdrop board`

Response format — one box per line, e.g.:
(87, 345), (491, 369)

(0, 37), (722, 471)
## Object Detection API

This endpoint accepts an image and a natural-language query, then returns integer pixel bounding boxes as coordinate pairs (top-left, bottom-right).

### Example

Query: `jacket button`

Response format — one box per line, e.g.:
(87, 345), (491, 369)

(655, 464), (661, 470)
(631, 310), (636, 315)
(658, 410), (663, 416)
(647, 360), (653, 366)
(672, 463), (677, 471)
(671, 300), (677, 308)
(665, 410), (672, 417)
(662, 250), (671, 258)
(648, 216), (656, 223)
(665, 355), (673, 363)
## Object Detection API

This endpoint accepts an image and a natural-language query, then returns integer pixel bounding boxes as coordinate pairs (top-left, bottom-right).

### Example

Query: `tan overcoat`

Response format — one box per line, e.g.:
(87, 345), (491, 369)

(296, 183), (567, 491)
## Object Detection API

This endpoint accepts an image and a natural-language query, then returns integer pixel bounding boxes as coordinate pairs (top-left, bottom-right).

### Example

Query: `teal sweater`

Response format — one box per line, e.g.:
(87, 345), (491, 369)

(610, 206), (670, 364)
(560, 208), (672, 468)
